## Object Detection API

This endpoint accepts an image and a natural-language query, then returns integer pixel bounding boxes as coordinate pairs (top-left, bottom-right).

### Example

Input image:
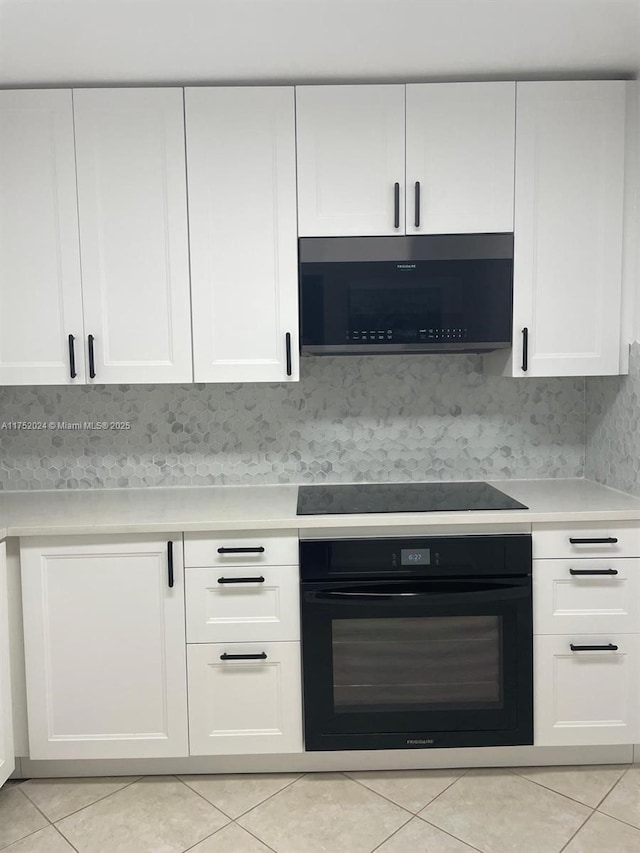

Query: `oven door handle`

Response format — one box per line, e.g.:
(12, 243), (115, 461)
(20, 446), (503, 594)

(305, 585), (529, 604)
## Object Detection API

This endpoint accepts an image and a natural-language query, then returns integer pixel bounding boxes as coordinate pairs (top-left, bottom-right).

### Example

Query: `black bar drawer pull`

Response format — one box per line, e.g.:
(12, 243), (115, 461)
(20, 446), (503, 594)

(220, 652), (267, 661)
(68, 334), (77, 379)
(569, 568), (618, 576)
(570, 643), (619, 652)
(167, 541), (174, 588)
(285, 332), (292, 377)
(88, 334), (96, 379)
(393, 182), (400, 229)
(414, 181), (421, 228)
(218, 576), (265, 584)
(521, 327), (528, 372)
(569, 537), (618, 545)
(217, 546), (265, 554)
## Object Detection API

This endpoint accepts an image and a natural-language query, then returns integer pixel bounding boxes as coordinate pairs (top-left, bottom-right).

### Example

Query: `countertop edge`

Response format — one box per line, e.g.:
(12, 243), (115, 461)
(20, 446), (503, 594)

(4, 508), (640, 538)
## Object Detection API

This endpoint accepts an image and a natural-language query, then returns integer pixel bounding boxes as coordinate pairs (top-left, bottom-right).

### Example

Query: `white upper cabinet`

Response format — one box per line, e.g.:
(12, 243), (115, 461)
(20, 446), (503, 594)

(496, 81), (626, 378)
(73, 89), (193, 384)
(0, 542), (14, 787)
(21, 535), (188, 760)
(405, 83), (515, 234)
(0, 90), (85, 385)
(185, 87), (299, 382)
(296, 85), (406, 236)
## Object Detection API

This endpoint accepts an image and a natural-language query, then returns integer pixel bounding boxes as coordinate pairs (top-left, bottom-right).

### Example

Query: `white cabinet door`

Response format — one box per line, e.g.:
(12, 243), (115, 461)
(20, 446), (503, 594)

(511, 81), (625, 377)
(0, 90), (85, 385)
(20, 536), (188, 760)
(296, 85), (406, 236)
(534, 634), (640, 746)
(187, 641), (303, 755)
(406, 83), (515, 234)
(73, 89), (192, 384)
(0, 543), (14, 787)
(186, 87), (299, 382)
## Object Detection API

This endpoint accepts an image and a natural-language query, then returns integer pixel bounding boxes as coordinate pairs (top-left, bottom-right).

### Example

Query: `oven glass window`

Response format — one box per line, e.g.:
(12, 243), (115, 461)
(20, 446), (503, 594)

(332, 616), (503, 712)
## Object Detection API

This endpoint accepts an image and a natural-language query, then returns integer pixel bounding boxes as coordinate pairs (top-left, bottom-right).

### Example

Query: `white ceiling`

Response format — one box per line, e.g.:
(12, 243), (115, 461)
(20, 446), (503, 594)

(0, 0), (639, 86)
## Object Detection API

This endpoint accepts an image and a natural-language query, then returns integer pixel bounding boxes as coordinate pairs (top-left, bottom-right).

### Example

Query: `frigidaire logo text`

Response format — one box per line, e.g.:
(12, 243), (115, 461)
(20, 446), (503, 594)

(396, 263), (416, 270)
(406, 738), (434, 745)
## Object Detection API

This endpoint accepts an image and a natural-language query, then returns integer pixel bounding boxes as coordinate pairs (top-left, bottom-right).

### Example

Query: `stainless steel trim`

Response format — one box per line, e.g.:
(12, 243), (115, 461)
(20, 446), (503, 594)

(299, 233), (514, 264)
(301, 341), (511, 355)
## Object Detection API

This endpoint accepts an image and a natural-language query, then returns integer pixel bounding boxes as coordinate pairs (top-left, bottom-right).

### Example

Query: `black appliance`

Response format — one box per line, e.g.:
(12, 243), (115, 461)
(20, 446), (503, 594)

(299, 234), (513, 355)
(297, 481), (528, 515)
(301, 534), (533, 751)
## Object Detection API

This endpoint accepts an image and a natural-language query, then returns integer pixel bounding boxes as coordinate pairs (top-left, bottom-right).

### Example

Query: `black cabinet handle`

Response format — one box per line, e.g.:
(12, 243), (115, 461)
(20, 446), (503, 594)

(88, 334), (96, 379)
(570, 643), (619, 652)
(167, 540), (174, 588)
(521, 327), (528, 372)
(393, 182), (400, 229)
(569, 568), (618, 576)
(220, 652), (267, 661)
(285, 332), (292, 377)
(217, 546), (265, 554)
(414, 181), (421, 228)
(167, 541), (174, 588)
(569, 537), (618, 545)
(218, 576), (265, 584)
(68, 334), (77, 379)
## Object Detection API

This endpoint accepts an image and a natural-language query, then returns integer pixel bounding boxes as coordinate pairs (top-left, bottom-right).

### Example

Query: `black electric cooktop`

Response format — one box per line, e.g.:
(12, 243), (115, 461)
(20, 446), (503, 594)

(296, 482), (528, 515)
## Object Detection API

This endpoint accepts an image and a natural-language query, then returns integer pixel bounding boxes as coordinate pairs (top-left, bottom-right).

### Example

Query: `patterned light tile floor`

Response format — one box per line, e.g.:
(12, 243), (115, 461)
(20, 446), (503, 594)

(0, 765), (638, 853)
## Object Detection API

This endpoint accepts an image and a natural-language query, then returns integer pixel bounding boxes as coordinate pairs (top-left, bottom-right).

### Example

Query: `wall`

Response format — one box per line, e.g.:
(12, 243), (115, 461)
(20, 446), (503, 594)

(0, 355), (585, 490)
(585, 78), (640, 495)
(586, 343), (640, 496)
(1, 0), (638, 86)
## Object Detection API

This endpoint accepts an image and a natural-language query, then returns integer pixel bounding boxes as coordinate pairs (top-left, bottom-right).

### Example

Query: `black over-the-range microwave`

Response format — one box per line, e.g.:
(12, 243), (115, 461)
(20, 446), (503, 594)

(298, 234), (514, 355)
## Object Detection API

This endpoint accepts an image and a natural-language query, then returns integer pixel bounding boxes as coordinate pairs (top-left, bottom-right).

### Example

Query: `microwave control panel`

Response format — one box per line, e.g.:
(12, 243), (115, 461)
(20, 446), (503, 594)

(347, 328), (469, 342)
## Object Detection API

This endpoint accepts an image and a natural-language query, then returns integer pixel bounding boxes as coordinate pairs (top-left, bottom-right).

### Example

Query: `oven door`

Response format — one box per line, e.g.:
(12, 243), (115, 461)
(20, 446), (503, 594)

(301, 577), (532, 751)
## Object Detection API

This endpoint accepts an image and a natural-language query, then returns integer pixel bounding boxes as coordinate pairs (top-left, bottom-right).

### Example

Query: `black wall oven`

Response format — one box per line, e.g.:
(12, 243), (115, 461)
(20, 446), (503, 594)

(301, 534), (532, 751)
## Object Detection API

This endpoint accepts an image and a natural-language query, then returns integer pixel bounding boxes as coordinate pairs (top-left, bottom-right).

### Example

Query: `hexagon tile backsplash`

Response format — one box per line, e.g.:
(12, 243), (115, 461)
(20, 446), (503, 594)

(586, 342), (640, 498)
(0, 354), (585, 490)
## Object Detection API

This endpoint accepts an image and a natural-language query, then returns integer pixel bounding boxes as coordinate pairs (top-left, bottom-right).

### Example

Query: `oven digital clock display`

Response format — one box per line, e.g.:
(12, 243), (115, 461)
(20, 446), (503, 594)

(400, 548), (431, 565)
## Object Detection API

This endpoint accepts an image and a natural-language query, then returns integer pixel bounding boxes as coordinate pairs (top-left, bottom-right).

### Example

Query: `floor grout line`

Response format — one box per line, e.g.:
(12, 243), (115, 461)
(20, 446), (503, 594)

(503, 765), (630, 812)
(367, 812), (415, 853)
(0, 824), (53, 853)
(343, 774), (423, 817)
(179, 771), (308, 823)
(233, 820), (281, 853)
(594, 807), (640, 833)
(23, 775), (142, 826)
(180, 819), (231, 853)
(557, 807), (596, 853)
(52, 822), (81, 853)
(417, 817), (486, 853)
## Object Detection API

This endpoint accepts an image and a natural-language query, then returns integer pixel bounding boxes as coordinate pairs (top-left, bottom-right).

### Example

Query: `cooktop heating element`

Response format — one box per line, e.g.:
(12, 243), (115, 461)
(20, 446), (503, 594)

(296, 481), (528, 515)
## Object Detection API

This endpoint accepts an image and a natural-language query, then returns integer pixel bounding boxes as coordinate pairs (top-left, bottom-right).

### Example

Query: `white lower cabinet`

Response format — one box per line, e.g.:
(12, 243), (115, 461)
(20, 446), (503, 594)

(534, 634), (640, 746)
(20, 536), (188, 760)
(0, 542), (14, 787)
(187, 642), (303, 755)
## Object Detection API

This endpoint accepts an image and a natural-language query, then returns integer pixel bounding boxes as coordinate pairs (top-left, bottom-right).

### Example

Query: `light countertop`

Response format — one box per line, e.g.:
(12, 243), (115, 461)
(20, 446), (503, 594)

(0, 478), (640, 538)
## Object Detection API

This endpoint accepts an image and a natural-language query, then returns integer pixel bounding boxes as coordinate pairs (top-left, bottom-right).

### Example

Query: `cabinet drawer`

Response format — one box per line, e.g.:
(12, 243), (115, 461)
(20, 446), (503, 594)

(534, 634), (639, 746)
(187, 641), (303, 755)
(184, 531), (298, 568)
(533, 559), (640, 635)
(533, 524), (640, 559)
(185, 566), (300, 643)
